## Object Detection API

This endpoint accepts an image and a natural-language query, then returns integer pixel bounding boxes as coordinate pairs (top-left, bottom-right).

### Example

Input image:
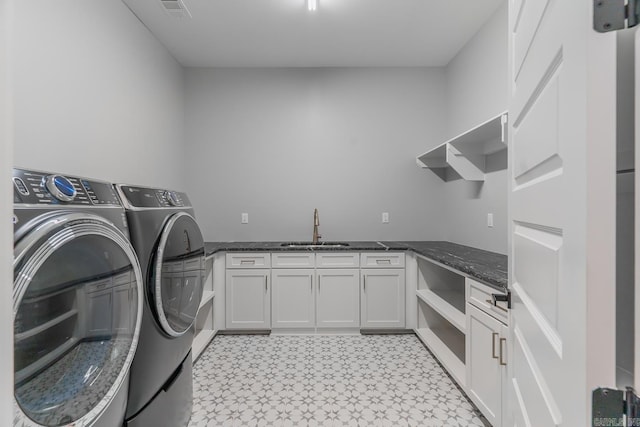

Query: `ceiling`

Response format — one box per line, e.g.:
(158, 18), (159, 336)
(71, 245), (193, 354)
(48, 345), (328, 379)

(123, 0), (504, 67)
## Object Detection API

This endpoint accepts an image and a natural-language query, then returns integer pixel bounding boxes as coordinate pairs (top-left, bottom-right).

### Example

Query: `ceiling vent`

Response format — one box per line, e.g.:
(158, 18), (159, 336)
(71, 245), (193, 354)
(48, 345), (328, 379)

(161, 0), (192, 18)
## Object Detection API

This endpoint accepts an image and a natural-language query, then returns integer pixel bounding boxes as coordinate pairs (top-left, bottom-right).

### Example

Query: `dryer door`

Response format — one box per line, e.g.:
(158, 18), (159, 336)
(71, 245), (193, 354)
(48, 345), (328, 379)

(13, 212), (143, 427)
(152, 212), (205, 337)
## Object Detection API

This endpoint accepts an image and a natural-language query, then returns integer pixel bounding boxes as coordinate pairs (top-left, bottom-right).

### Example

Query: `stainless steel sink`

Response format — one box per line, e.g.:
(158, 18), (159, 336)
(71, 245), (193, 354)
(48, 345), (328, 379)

(280, 242), (350, 248)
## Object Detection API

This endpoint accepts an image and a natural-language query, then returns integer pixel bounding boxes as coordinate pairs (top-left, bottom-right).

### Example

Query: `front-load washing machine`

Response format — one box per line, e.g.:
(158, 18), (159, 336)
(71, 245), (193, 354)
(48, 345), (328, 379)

(12, 168), (144, 427)
(115, 184), (205, 427)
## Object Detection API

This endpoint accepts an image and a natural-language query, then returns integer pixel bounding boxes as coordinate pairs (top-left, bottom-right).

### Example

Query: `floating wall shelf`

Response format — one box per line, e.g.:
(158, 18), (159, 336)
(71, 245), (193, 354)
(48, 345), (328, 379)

(416, 112), (508, 182)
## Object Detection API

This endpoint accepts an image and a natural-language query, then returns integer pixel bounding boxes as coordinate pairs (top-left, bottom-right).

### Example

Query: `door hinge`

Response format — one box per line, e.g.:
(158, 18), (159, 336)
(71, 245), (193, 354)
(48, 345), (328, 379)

(491, 290), (511, 309)
(592, 387), (640, 426)
(594, 0), (639, 32)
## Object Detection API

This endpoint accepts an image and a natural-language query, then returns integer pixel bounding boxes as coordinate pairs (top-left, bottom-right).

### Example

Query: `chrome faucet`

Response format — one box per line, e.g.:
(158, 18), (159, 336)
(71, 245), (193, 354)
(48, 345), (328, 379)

(312, 208), (322, 244)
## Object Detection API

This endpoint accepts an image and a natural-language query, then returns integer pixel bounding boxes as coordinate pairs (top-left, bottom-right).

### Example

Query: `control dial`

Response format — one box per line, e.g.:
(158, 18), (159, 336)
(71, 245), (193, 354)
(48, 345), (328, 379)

(45, 175), (76, 202)
(165, 191), (180, 206)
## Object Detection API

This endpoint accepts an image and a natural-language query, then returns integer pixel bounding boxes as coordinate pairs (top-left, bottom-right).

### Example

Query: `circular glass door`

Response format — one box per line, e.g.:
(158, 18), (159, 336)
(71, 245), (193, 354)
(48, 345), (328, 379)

(152, 212), (205, 337)
(13, 213), (143, 427)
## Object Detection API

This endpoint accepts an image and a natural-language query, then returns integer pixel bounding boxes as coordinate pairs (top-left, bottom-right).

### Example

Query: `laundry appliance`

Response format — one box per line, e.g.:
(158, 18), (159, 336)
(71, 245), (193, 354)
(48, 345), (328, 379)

(12, 168), (143, 427)
(115, 184), (205, 427)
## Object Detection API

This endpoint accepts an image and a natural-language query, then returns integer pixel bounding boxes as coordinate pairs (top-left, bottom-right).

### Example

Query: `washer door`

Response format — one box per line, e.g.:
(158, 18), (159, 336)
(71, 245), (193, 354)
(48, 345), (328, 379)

(152, 212), (205, 337)
(13, 213), (143, 427)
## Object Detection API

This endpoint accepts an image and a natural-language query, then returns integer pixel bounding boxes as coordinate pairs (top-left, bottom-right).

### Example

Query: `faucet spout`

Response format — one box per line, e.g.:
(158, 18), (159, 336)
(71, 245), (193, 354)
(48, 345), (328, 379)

(313, 209), (321, 244)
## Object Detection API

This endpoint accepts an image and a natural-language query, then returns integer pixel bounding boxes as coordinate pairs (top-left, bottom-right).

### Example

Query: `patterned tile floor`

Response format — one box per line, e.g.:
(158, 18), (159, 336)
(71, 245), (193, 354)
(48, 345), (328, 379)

(189, 334), (489, 427)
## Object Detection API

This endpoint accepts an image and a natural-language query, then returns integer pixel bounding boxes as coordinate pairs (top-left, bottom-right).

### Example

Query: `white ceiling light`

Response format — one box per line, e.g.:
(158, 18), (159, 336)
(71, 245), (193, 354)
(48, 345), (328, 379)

(308, 0), (317, 12)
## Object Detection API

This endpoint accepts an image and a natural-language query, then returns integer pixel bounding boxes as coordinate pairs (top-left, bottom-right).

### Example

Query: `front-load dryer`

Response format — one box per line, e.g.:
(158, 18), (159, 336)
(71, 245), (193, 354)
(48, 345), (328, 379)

(115, 184), (205, 427)
(12, 168), (144, 427)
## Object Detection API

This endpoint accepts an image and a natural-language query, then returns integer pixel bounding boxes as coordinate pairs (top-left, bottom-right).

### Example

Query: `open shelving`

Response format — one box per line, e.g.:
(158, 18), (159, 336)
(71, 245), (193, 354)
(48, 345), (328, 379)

(193, 255), (217, 361)
(416, 111), (508, 182)
(414, 255), (467, 388)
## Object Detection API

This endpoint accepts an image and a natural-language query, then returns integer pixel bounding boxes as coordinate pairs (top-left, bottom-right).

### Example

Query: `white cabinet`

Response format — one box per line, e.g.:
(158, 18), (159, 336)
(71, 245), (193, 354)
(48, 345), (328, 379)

(466, 303), (507, 427)
(271, 252), (360, 331)
(225, 253), (271, 330)
(360, 252), (405, 329)
(271, 269), (314, 329)
(316, 269), (360, 329)
(361, 262), (406, 329)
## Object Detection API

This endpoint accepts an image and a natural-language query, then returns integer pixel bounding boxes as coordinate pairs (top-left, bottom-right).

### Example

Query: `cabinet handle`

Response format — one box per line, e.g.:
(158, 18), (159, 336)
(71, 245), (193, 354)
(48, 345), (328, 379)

(491, 332), (499, 359)
(265, 276), (268, 292)
(318, 276), (320, 292)
(363, 275), (366, 291)
(499, 337), (507, 366)
(486, 299), (508, 313)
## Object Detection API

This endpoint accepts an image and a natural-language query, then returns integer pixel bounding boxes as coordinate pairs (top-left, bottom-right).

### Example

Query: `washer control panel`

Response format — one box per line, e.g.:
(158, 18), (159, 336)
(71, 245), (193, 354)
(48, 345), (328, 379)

(118, 185), (190, 208)
(13, 168), (121, 206)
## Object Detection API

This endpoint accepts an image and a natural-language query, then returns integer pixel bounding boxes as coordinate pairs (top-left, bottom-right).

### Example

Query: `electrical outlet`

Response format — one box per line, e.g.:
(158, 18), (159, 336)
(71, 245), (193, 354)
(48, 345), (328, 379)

(487, 213), (494, 228)
(241, 213), (249, 224)
(382, 212), (389, 224)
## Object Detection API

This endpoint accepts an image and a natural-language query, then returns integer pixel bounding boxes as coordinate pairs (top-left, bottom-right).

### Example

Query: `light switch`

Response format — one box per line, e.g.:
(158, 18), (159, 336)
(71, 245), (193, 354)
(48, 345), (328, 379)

(241, 213), (249, 224)
(382, 212), (389, 224)
(487, 213), (494, 228)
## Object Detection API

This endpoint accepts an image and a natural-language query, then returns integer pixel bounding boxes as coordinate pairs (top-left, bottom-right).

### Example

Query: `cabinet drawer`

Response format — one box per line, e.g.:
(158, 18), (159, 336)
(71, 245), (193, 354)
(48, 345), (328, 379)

(315, 252), (359, 268)
(360, 252), (405, 268)
(226, 253), (271, 269)
(272, 252), (315, 268)
(86, 278), (113, 294)
(467, 278), (508, 323)
(184, 257), (203, 271)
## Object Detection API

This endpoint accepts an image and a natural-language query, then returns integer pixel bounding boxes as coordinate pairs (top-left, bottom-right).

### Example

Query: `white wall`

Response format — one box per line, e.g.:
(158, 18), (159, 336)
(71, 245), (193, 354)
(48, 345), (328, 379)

(185, 68), (447, 241)
(1, 0), (13, 423)
(441, 2), (509, 254)
(12, 1), (185, 189)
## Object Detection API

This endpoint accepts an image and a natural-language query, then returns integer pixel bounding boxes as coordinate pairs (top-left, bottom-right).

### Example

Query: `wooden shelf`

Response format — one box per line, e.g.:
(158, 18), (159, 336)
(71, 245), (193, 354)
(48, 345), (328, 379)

(199, 290), (215, 310)
(415, 327), (466, 388)
(193, 328), (217, 361)
(416, 111), (508, 182)
(416, 289), (465, 333)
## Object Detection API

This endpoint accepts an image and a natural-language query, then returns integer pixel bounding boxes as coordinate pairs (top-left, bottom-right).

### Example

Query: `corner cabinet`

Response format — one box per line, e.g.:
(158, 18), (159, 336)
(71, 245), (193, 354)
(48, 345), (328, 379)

(225, 253), (271, 330)
(416, 112), (508, 182)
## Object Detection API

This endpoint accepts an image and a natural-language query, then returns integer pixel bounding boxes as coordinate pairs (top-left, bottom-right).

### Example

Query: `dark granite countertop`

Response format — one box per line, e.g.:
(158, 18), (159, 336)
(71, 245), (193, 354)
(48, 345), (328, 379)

(384, 241), (508, 290)
(205, 240), (507, 290)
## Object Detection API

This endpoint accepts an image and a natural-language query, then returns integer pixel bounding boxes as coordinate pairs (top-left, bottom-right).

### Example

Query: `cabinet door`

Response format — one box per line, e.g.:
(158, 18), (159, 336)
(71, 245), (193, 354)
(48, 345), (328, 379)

(316, 269), (360, 328)
(112, 285), (133, 334)
(86, 289), (113, 337)
(466, 303), (506, 427)
(360, 269), (405, 328)
(271, 269), (314, 329)
(225, 269), (270, 329)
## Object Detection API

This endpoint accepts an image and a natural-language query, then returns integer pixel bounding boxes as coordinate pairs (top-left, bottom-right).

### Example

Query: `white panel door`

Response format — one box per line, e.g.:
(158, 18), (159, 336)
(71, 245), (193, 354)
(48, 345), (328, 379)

(316, 269), (360, 328)
(508, 1), (616, 426)
(360, 269), (405, 328)
(225, 269), (270, 329)
(271, 269), (314, 329)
